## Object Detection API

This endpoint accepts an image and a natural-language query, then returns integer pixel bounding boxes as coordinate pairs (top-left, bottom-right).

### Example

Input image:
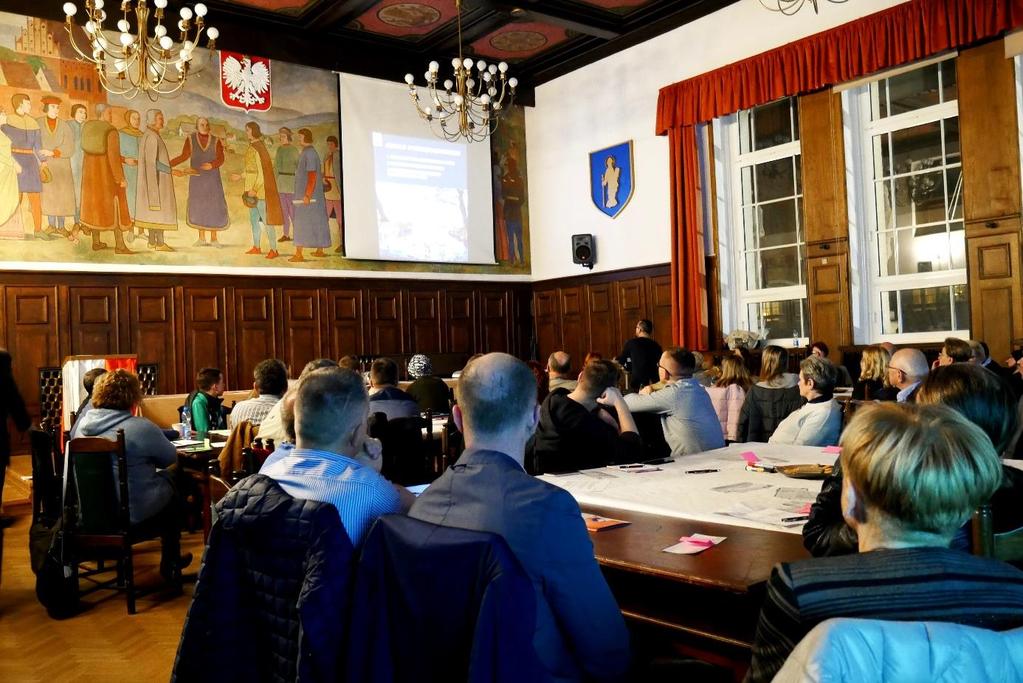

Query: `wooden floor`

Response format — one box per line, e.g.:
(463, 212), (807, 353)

(0, 457), (205, 683)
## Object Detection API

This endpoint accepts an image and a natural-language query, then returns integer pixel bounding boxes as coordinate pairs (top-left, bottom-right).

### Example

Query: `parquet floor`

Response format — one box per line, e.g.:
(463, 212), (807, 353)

(0, 461), (205, 683)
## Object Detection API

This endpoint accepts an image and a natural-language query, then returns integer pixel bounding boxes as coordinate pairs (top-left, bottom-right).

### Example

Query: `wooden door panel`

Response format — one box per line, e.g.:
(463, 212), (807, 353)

(533, 290), (559, 363)
(4, 286), (59, 417)
(409, 290), (442, 355)
(587, 283), (616, 359)
(128, 287), (179, 393)
(807, 255), (852, 358)
(68, 286), (120, 356)
(183, 287), (229, 390)
(480, 290), (511, 353)
(559, 286), (587, 371)
(234, 288), (277, 387)
(327, 288), (364, 360)
(647, 274), (674, 352)
(368, 290), (405, 356)
(282, 289), (323, 376)
(614, 278), (647, 349)
(446, 290), (476, 355)
(799, 91), (849, 245)
(968, 232), (1023, 361)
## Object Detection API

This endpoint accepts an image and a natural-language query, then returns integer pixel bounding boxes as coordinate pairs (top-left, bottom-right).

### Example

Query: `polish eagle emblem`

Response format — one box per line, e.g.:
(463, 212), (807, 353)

(219, 51), (272, 112)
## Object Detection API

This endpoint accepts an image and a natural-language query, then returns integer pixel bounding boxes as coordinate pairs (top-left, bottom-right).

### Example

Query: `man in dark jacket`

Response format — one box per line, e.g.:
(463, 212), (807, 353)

(617, 319), (662, 393)
(0, 350), (30, 527)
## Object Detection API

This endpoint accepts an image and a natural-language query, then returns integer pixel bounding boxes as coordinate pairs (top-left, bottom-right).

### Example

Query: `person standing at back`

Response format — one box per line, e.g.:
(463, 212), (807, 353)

(410, 353), (630, 682)
(616, 319), (662, 393)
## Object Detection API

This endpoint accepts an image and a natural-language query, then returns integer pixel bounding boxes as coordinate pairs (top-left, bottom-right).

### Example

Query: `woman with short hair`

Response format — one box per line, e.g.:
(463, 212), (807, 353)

(768, 355), (842, 446)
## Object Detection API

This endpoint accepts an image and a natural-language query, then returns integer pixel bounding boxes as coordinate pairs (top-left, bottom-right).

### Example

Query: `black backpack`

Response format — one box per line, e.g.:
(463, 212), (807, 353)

(31, 442), (80, 619)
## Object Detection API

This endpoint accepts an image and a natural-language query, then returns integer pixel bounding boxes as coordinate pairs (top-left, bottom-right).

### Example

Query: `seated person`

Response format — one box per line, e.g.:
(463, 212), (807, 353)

(229, 358), (288, 429)
(528, 359), (642, 473)
(258, 358), (337, 445)
(262, 367), (406, 546)
(185, 367), (227, 434)
(803, 363), (1022, 558)
(71, 367), (107, 434)
(706, 355), (752, 442)
(547, 351), (577, 393)
(937, 336), (973, 367)
(747, 403), (1023, 683)
(810, 341), (852, 387)
(405, 354), (452, 414)
(769, 355), (841, 446)
(70, 369), (189, 578)
(886, 347), (929, 403)
(624, 347), (724, 456)
(367, 357), (419, 421)
(411, 353), (630, 681)
(738, 346), (803, 442)
(852, 345), (896, 400)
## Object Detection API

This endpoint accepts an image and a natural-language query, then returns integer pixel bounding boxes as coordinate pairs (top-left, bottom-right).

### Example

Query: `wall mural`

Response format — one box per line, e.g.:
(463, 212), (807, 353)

(0, 11), (529, 275)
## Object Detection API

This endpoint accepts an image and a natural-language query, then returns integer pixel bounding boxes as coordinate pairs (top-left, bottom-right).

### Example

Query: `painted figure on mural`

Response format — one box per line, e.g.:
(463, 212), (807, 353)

(3, 94), (51, 240)
(79, 103), (132, 253)
(290, 127), (330, 263)
(0, 109), (21, 228)
(323, 134), (343, 254)
(601, 155), (621, 209)
(492, 155), (508, 261)
(501, 156), (525, 265)
(67, 104), (87, 233)
(232, 121), (281, 258)
(119, 109), (143, 242)
(136, 109), (177, 251)
(274, 126), (298, 243)
(37, 96), (76, 236)
(171, 116), (229, 247)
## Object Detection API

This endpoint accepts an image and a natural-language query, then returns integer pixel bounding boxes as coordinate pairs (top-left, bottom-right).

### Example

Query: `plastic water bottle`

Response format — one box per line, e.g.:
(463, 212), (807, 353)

(792, 329), (800, 348)
(181, 404), (192, 439)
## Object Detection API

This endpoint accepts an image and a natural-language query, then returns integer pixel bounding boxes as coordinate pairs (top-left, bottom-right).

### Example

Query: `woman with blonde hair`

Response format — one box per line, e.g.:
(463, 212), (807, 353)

(707, 355), (752, 441)
(853, 344), (892, 400)
(737, 345), (803, 441)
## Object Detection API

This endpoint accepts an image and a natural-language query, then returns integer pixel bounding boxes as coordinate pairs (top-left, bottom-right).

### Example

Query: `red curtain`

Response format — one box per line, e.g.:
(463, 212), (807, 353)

(657, 0), (1023, 346)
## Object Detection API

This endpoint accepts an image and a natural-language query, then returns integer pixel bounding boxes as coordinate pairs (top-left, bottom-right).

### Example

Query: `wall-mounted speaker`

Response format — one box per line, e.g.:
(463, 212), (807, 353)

(572, 233), (595, 269)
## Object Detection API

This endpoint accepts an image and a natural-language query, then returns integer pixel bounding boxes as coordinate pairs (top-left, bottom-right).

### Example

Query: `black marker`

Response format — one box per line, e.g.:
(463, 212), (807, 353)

(781, 515), (810, 523)
(685, 468), (719, 474)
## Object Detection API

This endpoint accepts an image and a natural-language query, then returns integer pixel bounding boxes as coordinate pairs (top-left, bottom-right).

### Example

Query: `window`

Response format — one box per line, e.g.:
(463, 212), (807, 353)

(846, 59), (969, 342)
(715, 97), (808, 344)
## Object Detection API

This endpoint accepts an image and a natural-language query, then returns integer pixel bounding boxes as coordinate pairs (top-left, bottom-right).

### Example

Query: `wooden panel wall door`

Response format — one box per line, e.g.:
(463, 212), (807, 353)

(799, 90), (849, 246)
(182, 287), (230, 390)
(127, 287), (179, 394)
(586, 283), (616, 359)
(281, 289), (324, 375)
(647, 274), (674, 351)
(479, 290), (512, 354)
(326, 288), (365, 360)
(445, 290), (476, 356)
(408, 290), (443, 355)
(368, 289), (405, 356)
(4, 286), (60, 416)
(533, 289), (559, 363)
(967, 232), (1023, 362)
(807, 254), (852, 360)
(614, 278), (648, 350)
(233, 288), (278, 383)
(559, 286), (588, 370)
(67, 286), (121, 356)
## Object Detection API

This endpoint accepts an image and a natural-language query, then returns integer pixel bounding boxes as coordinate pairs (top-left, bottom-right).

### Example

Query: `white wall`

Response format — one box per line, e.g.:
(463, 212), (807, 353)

(525, 0), (908, 282)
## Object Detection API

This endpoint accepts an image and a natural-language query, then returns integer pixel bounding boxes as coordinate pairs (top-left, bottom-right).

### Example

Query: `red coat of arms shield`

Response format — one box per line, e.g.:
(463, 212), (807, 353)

(219, 51), (272, 112)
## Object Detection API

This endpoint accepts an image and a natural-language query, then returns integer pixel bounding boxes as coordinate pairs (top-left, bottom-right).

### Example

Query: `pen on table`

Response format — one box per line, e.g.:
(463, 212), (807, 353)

(685, 468), (719, 474)
(619, 464), (645, 469)
(781, 515), (810, 523)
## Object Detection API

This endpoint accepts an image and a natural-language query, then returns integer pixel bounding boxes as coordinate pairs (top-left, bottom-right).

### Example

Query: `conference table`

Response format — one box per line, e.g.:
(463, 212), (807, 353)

(539, 443), (835, 679)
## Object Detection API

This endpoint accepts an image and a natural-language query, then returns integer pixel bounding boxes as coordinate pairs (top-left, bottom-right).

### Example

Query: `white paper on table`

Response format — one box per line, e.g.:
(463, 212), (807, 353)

(712, 481), (772, 494)
(662, 533), (727, 555)
(171, 439), (203, 447)
(718, 501), (807, 528)
(773, 486), (817, 502)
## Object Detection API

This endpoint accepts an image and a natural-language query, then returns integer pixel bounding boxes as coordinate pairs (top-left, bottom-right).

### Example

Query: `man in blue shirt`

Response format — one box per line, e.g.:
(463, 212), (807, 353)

(262, 367), (404, 546)
(410, 353), (630, 682)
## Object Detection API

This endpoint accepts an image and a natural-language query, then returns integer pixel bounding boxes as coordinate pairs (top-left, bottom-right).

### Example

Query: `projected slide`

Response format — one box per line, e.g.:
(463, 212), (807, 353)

(373, 132), (469, 262)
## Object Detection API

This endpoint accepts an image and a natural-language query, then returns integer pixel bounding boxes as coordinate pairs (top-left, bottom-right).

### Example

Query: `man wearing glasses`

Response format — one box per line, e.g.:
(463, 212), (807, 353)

(886, 348), (929, 403)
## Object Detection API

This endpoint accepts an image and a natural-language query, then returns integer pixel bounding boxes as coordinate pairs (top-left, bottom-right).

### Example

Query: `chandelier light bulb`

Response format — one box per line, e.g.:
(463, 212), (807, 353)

(493, 102), (502, 110)
(93, 0), (103, 9)
(179, 7), (192, 20)
(482, 72), (491, 82)
(488, 64), (497, 74)
(476, 60), (486, 71)
(159, 35), (173, 50)
(155, 0), (167, 7)
(463, 57), (473, 69)
(205, 26), (218, 40)
(404, 73), (415, 84)
(453, 94), (464, 105)
(429, 60), (439, 72)
(154, 24), (167, 37)
(508, 77), (518, 88)
(467, 78), (475, 89)
(119, 31), (133, 46)
(498, 61), (508, 73)
(424, 71), (431, 81)
(63, 2), (77, 16)
(85, 20), (96, 33)
(96, 9), (106, 21)
(443, 79), (453, 90)
(178, 19), (187, 30)
(117, 19), (130, 32)
(488, 87), (496, 96)
(451, 57), (461, 69)
(480, 94), (491, 105)
(194, 3), (207, 17)
(183, 39), (195, 50)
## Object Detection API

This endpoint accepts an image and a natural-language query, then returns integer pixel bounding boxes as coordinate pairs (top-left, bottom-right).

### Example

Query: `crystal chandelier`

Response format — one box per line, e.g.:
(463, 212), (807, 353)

(404, 0), (517, 143)
(758, 0), (847, 14)
(62, 0), (219, 100)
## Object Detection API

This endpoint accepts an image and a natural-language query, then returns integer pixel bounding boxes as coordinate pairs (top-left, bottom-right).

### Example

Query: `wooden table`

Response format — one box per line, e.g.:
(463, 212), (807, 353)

(176, 445), (220, 540)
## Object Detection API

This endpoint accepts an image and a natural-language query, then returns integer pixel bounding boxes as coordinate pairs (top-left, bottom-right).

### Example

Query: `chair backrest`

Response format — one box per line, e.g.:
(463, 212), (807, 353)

(67, 430), (130, 535)
(372, 415), (432, 485)
(346, 514), (543, 683)
(29, 427), (61, 523)
(38, 366), (63, 430)
(972, 504), (1023, 563)
(137, 363), (159, 396)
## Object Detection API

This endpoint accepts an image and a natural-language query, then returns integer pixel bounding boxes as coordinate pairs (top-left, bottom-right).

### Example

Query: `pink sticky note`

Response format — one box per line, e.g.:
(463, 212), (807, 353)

(741, 451), (759, 465)
(678, 536), (714, 547)
(797, 503), (813, 515)
(822, 445), (842, 454)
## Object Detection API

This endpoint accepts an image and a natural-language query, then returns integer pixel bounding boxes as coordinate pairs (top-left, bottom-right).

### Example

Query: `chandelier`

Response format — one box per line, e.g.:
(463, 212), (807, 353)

(404, 0), (517, 143)
(758, 0), (847, 14)
(62, 0), (219, 100)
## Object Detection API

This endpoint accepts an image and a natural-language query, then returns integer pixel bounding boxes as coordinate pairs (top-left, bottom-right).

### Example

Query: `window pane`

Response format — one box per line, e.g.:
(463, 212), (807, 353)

(794, 155), (802, 195)
(755, 157), (796, 202)
(886, 63), (942, 117)
(877, 229), (897, 276)
(759, 246), (802, 288)
(740, 165), (754, 206)
(742, 206), (758, 251)
(949, 228), (966, 270)
(940, 59), (957, 102)
(873, 133), (890, 178)
(900, 170), (947, 225)
(897, 227), (951, 274)
(753, 99), (793, 151)
(946, 167), (963, 220)
(881, 286), (966, 334)
(876, 181), (896, 232)
(759, 200), (799, 248)
(745, 251), (760, 290)
(891, 121), (943, 175)
(748, 299), (807, 339)
(943, 117), (960, 165)
(953, 284), (969, 330)
(739, 110), (753, 155)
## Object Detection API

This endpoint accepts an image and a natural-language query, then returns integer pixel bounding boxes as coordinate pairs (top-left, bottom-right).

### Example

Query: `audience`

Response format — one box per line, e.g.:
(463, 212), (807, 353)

(262, 367), (404, 546)
(617, 319), (663, 393)
(852, 345), (894, 400)
(258, 358), (337, 444)
(706, 355), (752, 442)
(810, 341), (852, 387)
(404, 354), (452, 414)
(547, 351), (577, 392)
(70, 369), (190, 579)
(185, 367), (227, 434)
(748, 403), (1023, 683)
(0, 349), (29, 527)
(70, 367), (108, 435)
(737, 346), (803, 442)
(338, 355), (360, 371)
(624, 347), (724, 456)
(937, 336), (972, 366)
(410, 353), (631, 681)
(583, 351), (603, 366)
(769, 355), (841, 446)
(229, 358), (288, 428)
(528, 359), (642, 473)
(367, 357), (419, 420)
(886, 347), (929, 402)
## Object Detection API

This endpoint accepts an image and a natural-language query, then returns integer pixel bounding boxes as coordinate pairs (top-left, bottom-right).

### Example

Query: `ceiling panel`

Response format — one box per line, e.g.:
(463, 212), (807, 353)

(348, 0), (459, 39)
(470, 21), (571, 62)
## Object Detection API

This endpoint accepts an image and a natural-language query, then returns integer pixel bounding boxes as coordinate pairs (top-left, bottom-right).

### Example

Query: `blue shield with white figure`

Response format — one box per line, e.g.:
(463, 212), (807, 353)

(590, 141), (634, 219)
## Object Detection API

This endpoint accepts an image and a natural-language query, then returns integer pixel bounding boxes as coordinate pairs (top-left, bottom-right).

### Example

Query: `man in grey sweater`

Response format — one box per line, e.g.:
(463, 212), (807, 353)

(624, 347), (725, 456)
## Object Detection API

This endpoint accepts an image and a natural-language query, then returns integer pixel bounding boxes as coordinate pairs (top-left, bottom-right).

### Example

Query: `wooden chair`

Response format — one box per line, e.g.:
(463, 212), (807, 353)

(66, 429), (169, 614)
(971, 504), (1023, 563)
(369, 413), (434, 486)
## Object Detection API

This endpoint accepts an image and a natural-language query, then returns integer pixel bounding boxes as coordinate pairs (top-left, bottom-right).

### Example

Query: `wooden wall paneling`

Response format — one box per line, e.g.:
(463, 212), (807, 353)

(799, 90), (849, 245)
(967, 232), (1023, 362)
(614, 278), (648, 350)
(559, 285), (588, 370)
(586, 282), (616, 359)
(4, 286), (60, 417)
(647, 274), (674, 351)
(533, 289), (560, 363)
(281, 288), (324, 375)
(182, 287), (230, 390)
(807, 254), (852, 360)
(66, 286), (120, 357)
(326, 288), (365, 360)
(0, 284), (5, 351)
(479, 289), (512, 353)
(367, 289), (406, 356)
(959, 41), (1022, 225)
(408, 289), (443, 355)
(128, 287), (180, 394)
(233, 287), (278, 386)
(445, 289), (476, 355)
